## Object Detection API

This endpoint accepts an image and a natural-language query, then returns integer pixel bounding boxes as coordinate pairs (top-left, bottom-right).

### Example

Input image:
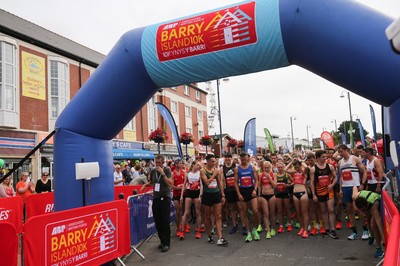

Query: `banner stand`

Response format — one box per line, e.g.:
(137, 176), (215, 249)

(130, 245), (145, 259)
(117, 257), (127, 265)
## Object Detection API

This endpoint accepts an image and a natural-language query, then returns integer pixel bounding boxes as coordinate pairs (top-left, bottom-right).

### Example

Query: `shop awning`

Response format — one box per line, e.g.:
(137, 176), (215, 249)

(112, 149), (154, 159)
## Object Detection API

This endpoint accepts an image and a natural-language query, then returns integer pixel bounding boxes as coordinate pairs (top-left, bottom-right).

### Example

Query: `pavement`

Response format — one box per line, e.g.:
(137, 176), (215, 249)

(122, 220), (383, 266)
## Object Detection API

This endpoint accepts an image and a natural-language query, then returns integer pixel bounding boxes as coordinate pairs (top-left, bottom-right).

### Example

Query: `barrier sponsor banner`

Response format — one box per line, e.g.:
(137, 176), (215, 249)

(382, 190), (399, 245)
(25, 192), (54, 219)
(0, 223), (18, 266)
(384, 214), (400, 266)
(128, 193), (175, 246)
(0, 196), (23, 233)
(24, 200), (130, 266)
(114, 185), (153, 200)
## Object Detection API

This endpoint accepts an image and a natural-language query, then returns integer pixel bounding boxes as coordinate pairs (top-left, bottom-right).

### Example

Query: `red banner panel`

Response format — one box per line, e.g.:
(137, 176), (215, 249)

(0, 223), (18, 266)
(384, 214), (400, 266)
(24, 200), (131, 266)
(25, 192), (54, 219)
(0, 196), (23, 233)
(382, 190), (399, 244)
(114, 185), (153, 200)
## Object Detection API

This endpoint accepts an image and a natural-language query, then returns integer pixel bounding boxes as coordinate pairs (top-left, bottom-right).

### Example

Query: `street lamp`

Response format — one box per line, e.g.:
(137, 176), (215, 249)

(331, 119), (337, 132)
(290, 116), (296, 152)
(216, 78), (229, 156)
(306, 125), (311, 148)
(340, 91), (354, 148)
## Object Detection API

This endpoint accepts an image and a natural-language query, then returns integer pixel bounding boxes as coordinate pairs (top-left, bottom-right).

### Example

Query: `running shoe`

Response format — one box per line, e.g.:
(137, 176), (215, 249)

(347, 232), (359, 240)
(217, 237), (229, 246)
(229, 225), (238, 234)
(347, 221), (352, 229)
(355, 214), (359, 220)
(368, 235), (375, 246)
(211, 227), (216, 235)
(176, 230), (180, 237)
(278, 226), (284, 233)
(185, 224), (190, 233)
(307, 225), (312, 231)
(287, 224), (293, 232)
(242, 226), (248, 235)
(329, 230), (339, 239)
(270, 228), (276, 236)
(253, 229), (260, 241)
(257, 224), (263, 233)
(245, 232), (253, 242)
(207, 236), (214, 244)
(361, 230), (369, 240)
(302, 230), (309, 239)
(319, 227), (326, 235)
(201, 225), (205, 233)
(223, 221), (228, 228)
(335, 221), (342, 230)
(266, 232), (271, 239)
(179, 232), (184, 240)
(310, 228), (318, 236)
(295, 222), (301, 229)
(196, 232), (201, 239)
(297, 228), (304, 236)
(375, 247), (384, 258)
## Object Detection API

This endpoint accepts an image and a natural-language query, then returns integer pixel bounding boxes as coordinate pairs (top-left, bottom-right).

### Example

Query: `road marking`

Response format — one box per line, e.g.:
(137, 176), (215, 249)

(260, 253), (283, 258)
(176, 253), (185, 256)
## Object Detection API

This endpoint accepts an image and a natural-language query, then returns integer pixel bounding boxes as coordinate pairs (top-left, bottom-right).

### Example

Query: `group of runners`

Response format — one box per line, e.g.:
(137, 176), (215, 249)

(169, 144), (385, 258)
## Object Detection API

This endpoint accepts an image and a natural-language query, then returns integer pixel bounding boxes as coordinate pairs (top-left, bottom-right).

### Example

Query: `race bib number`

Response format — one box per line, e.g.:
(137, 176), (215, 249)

(276, 183), (286, 192)
(318, 175), (330, 187)
(293, 173), (304, 185)
(262, 176), (270, 186)
(226, 177), (235, 187)
(209, 179), (217, 189)
(155, 183), (160, 192)
(241, 176), (252, 187)
(342, 170), (352, 181)
(367, 171), (372, 180)
(190, 181), (199, 190)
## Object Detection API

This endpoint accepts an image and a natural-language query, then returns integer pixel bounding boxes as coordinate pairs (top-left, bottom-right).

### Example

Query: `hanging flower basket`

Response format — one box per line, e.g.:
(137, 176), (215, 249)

(199, 135), (213, 146)
(227, 139), (238, 148)
(149, 128), (169, 143)
(180, 132), (194, 145)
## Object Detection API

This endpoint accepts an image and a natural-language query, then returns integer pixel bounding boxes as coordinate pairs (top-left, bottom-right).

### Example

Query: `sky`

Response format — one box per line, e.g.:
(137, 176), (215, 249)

(1, 0), (400, 141)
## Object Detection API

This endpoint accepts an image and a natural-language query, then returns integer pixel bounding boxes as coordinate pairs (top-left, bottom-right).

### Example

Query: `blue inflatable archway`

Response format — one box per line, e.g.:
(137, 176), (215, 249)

(54, 0), (400, 211)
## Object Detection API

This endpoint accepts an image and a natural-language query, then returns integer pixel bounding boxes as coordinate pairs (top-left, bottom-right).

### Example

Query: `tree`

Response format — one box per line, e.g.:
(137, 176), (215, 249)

(337, 121), (369, 145)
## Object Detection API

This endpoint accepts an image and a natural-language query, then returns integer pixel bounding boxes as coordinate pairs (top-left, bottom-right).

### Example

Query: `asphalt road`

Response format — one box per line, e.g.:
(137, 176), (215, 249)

(122, 220), (382, 266)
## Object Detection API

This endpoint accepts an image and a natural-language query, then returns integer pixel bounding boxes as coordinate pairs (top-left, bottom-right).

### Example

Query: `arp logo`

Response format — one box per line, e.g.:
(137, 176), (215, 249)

(0, 208), (12, 221)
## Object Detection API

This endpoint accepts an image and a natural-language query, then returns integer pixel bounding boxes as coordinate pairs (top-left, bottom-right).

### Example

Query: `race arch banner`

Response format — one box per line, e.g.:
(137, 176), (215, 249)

(23, 200), (130, 266)
(0, 196), (23, 233)
(25, 192), (54, 219)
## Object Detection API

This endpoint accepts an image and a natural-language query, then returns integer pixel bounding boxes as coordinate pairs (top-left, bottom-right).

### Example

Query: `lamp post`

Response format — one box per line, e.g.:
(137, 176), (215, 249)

(306, 125), (311, 148)
(340, 91), (354, 148)
(290, 116), (296, 152)
(331, 119), (337, 132)
(215, 78), (229, 157)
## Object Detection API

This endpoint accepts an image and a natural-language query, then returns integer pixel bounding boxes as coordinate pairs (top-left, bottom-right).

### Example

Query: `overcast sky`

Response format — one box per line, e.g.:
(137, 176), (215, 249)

(1, 0), (400, 141)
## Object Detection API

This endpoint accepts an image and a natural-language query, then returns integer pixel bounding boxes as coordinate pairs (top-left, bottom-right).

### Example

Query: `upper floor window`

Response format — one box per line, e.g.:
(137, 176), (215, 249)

(171, 101), (178, 113)
(50, 60), (69, 119)
(124, 116), (136, 130)
(184, 85), (190, 96)
(197, 110), (203, 121)
(196, 91), (201, 101)
(199, 130), (204, 138)
(148, 96), (157, 132)
(185, 106), (191, 117)
(186, 128), (192, 134)
(0, 41), (17, 112)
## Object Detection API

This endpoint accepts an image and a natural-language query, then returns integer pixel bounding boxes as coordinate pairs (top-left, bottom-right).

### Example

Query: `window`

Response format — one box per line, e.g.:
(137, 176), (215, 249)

(197, 110), (203, 121)
(171, 86), (177, 90)
(148, 96), (157, 132)
(186, 128), (192, 134)
(185, 106), (191, 117)
(124, 116), (136, 130)
(196, 91), (201, 101)
(0, 40), (17, 113)
(184, 85), (190, 96)
(171, 101), (178, 113)
(199, 130), (204, 138)
(50, 60), (69, 119)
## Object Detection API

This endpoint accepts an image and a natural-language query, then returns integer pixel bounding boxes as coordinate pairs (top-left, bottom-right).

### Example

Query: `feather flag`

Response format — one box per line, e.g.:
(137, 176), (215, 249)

(263, 128), (275, 153)
(244, 118), (257, 157)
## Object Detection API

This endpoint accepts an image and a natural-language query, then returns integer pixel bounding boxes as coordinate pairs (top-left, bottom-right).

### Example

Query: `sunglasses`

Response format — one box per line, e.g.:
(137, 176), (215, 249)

(43, 174), (49, 176)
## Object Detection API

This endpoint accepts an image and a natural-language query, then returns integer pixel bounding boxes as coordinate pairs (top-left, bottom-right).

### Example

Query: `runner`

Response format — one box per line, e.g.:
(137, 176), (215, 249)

(172, 159), (186, 237)
(270, 153), (279, 173)
(258, 161), (277, 239)
(200, 154), (229, 246)
(285, 159), (309, 238)
(328, 148), (343, 230)
(337, 144), (367, 240)
(274, 161), (293, 234)
(310, 150), (339, 239)
(180, 161), (203, 240)
(364, 147), (384, 193)
(234, 152), (260, 242)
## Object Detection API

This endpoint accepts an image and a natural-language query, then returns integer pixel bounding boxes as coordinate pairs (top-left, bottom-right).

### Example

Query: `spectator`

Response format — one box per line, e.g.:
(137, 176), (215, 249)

(121, 164), (132, 185)
(35, 172), (52, 193)
(0, 176), (15, 198)
(16, 172), (35, 202)
(113, 165), (124, 186)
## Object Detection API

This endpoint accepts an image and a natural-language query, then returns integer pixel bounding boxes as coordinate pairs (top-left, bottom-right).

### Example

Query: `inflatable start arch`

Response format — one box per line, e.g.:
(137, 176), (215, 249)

(54, 0), (400, 210)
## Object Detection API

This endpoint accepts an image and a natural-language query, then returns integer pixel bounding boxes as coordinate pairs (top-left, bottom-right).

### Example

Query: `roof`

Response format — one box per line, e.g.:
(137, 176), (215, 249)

(0, 8), (105, 67)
